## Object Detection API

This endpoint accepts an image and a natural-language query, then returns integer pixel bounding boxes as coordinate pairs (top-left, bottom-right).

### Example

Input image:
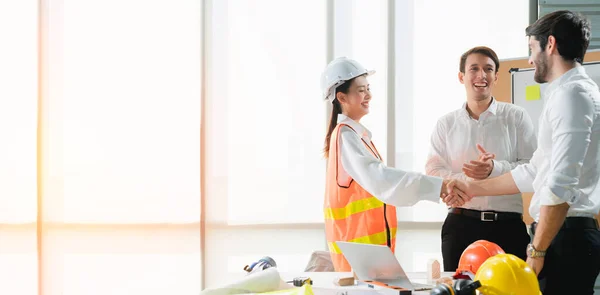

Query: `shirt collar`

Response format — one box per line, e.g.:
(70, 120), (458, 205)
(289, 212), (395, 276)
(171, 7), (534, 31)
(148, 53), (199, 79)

(544, 64), (586, 96)
(460, 97), (498, 119)
(337, 114), (372, 139)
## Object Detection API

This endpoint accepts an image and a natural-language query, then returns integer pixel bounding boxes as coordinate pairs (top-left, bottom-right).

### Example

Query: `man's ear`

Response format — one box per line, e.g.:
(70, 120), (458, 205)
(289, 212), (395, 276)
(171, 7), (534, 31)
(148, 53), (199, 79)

(458, 71), (465, 84)
(547, 35), (557, 54)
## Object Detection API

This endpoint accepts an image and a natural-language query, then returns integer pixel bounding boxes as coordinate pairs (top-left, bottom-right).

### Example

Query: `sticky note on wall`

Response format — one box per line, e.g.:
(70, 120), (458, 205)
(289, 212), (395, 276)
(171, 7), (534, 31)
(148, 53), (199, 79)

(526, 85), (541, 101)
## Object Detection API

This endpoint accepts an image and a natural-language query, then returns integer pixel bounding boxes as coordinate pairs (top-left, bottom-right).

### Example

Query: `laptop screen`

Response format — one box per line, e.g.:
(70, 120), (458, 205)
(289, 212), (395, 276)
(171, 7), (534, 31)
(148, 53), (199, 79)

(335, 241), (413, 287)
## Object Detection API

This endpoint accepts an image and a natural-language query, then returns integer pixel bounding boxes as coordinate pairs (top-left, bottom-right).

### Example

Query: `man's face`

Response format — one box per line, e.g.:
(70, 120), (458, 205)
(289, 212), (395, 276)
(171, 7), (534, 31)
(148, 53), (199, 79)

(459, 53), (498, 101)
(529, 36), (549, 83)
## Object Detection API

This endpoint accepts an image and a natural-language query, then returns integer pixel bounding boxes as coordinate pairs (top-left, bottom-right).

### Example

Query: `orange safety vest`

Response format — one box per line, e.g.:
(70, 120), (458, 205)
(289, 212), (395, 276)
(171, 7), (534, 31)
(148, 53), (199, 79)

(324, 123), (397, 271)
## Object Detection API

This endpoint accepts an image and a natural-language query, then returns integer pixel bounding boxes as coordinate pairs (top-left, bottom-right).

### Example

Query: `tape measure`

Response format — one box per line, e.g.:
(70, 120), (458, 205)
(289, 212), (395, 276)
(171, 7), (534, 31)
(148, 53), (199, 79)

(291, 277), (313, 287)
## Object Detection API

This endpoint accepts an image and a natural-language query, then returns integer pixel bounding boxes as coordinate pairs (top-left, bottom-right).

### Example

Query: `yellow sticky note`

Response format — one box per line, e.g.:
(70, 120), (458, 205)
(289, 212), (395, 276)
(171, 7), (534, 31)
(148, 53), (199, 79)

(526, 85), (541, 101)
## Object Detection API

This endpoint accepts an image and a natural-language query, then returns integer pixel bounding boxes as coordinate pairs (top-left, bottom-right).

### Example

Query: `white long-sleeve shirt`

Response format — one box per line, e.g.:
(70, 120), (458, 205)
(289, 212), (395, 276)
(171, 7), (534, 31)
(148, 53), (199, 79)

(511, 65), (600, 221)
(426, 98), (537, 213)
(336, 114), (443, 207)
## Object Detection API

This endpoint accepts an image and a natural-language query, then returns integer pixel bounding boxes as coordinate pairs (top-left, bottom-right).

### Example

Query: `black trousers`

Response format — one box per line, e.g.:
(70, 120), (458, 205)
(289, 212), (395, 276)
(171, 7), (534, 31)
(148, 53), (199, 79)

(441, 212), (530, 271)
(537, 227), (600, 295)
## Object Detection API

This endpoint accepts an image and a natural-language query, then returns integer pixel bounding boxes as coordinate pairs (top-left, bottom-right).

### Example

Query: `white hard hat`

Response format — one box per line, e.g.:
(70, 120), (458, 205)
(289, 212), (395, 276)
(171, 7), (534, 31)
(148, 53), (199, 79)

(320, 57), (375, 103)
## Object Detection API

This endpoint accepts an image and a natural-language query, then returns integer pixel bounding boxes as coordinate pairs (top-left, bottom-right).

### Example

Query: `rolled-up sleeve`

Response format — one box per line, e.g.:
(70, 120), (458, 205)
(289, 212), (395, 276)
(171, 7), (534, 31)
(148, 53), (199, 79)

(510, 157), (538, 193)
(339, 126), (443, 207)
(540, 87), (595, 205)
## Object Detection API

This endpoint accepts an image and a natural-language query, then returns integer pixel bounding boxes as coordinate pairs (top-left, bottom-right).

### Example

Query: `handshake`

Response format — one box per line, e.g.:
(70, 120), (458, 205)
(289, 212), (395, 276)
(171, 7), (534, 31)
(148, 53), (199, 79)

(440, 179), (474, 207)
(437, 144), (492, 207)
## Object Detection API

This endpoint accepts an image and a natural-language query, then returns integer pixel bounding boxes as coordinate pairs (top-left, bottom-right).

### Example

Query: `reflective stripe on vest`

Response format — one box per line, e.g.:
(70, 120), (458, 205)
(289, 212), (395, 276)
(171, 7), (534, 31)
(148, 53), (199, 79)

(324, 196), (384, 220)
(327, 226), (398, 254)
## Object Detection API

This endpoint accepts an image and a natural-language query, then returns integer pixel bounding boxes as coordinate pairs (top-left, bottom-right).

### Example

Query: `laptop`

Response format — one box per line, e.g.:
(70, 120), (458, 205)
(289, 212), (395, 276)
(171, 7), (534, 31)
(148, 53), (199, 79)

(336, 241), (435, 291)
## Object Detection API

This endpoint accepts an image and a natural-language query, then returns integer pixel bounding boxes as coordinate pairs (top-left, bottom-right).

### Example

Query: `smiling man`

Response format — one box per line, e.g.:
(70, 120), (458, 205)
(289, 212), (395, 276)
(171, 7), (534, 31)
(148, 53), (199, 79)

(426, 46), (537, 272)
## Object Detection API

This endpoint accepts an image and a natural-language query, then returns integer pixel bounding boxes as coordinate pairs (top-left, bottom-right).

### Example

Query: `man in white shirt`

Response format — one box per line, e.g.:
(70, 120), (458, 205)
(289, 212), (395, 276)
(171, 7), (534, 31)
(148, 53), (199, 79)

(426, 46), (537, 272)
(446, 11), (600, 295)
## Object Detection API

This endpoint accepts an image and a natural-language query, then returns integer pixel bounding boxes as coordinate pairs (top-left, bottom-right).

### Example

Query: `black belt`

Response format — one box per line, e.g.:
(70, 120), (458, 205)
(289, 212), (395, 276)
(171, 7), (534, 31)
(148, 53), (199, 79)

(448, 208), (523, 222)
(530, 217), (599, 236)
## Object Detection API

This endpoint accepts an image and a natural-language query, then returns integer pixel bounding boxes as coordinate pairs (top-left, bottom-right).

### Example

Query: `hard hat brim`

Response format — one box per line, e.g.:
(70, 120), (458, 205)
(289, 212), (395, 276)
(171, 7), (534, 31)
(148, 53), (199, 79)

(322, 69), (376, 102)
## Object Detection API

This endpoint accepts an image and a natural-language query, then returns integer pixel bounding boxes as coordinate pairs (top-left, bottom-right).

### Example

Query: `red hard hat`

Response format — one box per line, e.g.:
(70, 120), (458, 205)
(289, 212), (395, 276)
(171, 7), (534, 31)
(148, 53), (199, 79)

(454, 240), (505, 278)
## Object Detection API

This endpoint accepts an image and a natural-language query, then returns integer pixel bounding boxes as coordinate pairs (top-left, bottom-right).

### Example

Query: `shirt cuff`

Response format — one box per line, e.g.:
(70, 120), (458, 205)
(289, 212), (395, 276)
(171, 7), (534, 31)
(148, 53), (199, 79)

(488, 160), (503, 178)
(510, 166), (531, 193)
(538, 185), (568, 206)
(417, 175), (444, 203)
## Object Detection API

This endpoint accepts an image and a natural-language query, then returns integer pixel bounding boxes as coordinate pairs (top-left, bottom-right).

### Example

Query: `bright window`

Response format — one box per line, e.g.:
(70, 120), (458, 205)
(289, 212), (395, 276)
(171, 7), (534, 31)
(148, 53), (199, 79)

(207, 0), (327, 224)
(0, 1), (38, 294)
(42, 1), (202, 294)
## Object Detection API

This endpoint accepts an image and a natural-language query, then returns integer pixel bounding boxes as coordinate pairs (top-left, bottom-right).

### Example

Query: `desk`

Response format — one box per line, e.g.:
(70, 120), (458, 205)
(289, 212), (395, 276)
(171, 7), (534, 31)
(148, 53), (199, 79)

(284, 272), (600, 295)
(282, 272), (455, 295)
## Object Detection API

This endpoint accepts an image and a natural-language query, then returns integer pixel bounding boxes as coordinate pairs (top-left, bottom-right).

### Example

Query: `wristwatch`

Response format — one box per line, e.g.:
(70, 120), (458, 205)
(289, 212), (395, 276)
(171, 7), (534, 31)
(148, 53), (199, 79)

(527, 243), (546, 258)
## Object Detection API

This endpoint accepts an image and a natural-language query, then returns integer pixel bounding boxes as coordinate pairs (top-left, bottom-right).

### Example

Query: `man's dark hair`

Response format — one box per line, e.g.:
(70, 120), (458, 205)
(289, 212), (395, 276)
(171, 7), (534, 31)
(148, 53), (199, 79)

(526, 10), (591, 63)
(459, 46), (500, 73)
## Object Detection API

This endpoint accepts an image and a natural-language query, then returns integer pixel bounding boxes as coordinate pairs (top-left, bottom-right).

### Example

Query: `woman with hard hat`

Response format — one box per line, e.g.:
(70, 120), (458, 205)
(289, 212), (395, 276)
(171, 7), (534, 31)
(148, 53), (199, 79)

(321, 57), (467, 271)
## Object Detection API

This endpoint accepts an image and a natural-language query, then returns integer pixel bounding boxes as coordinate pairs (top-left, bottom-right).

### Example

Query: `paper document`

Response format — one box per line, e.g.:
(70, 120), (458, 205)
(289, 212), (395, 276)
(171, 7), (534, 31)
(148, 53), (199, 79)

(200, 268), (292, 295)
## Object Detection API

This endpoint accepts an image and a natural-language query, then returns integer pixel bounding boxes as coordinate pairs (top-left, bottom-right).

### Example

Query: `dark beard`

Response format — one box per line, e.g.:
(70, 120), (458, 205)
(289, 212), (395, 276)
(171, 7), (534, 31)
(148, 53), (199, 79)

(534, 56), (548, 83)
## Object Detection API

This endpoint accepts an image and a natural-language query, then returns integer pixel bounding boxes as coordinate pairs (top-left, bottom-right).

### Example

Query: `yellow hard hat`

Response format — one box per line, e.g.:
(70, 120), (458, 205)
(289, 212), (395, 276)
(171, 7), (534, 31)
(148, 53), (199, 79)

(474, 253), (541, 295)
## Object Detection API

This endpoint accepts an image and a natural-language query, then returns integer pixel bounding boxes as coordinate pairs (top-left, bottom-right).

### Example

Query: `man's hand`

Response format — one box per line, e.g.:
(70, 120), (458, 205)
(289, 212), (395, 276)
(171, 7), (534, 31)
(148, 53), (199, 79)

(526, 257), (544, 275)
(462, 144), (495, 180)
(441, 179), (473, 207)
